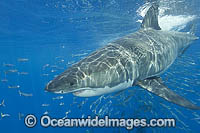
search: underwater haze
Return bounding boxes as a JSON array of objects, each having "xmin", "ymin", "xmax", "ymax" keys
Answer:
[{"xmin": 0, "ymin": 0, "xmax": 200, "ymax": 133}]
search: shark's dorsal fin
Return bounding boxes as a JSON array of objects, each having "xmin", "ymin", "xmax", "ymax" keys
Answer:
[
  {"xmin": 141, "ymin": 3, "xmax": 161, "ymax": 30},
  {"xmin": 137, "ymin": 77, "xmax": 200, "ymax": 110}
]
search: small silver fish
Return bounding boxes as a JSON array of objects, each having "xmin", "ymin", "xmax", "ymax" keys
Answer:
[
  {"xmin": 43, "ymin": 64, "xmax": 50, "ymax": 70},
  {"xmin": 55, "ymin": 56, "xmax": 63, "ymax": 59},
  {"xmin": 63, "ymin": 110, "xmax": 71, "ymax": 119},
  {"xmin": 43, "ymin": 111, "xmax": 49, "ymax": 115},
  {"xmin": 50, "ymin": 65, "xmax": 64, "ymax": 70},
  {"xmin": 41, "ymin": 104, "xmax": 50, "ymax": 107},
  {"xmin": 1, "ymin": 79, "xmax": 8, "ymax": 82},
  {"xmin": 61, "ymin": 45, "xmax": 65, "ymax": 49},
  {"xmin": 0, "ymin": 99, "xmax": 5, "ymax": 107},
  {"xmin": 18, "ymin": 90, "xmax": 33, "ymax": 97},
  {"xmin": 5, "ymin": 69, "xmax": 18, "ymax": 74},
  {"xmin": 81, "ymin": 114, "xmax": 85, "ymax": 118},
  {"xmin": 1, "ymin": 112, "xmax": 10, "ymax": 119},
  {"xmin": 51, "ymin": 69, "xmax": 57, "ymax": 73},
  {"xmin": 3, "ymin": 63, "xmax": 15, "ymax": 67},
  {"xmin": 52, "ymin": 96, "xmax": 63, "ymax": 100},
  {"xmin": 59, "ymin": 59, "xmax": 64, "ymax": 63},
  {"xmin": 50, "ymin": 65, "xmax": 58, "ymax": 68},
  {"xmin": 8, "ymin": 85, "xmax": 20, "ymax": 89},
  {"xmin": 18, "ymin": 58, "xmax": 29, "ymax": 62},
  {"xmin": 42, "ymin": 74, "xmax": 49, "ymax": 76},
  {"xmin": 18, "ymin": 72, "xmax": 29, "ymax": 75},
  {"xmin": 72, "ymin": 53, "xmax": 88, "ymax": 57},
  {"xmin": 59, "ymin": 102, "xmax": 64, "ymax": 106},
  {"xmin": 57, "ymin": 67, "xmax": 64, "ymax": 70},
  {"xmin": 67, "ymin": 61, "xmax": 75, "ymax": 65},
  {"xmin": 124, "ymin": 94, "xmax": 134, "ymax": 103}
]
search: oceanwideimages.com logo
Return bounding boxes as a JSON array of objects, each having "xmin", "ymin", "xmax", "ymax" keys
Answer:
[{"xmin": 24, "ymin": 114, "xmax": 176, "ymax": 129}]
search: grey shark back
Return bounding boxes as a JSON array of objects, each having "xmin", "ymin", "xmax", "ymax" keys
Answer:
[{"xmin": 45, "ymin": 3, "xmax": 200, "ymax": 110}]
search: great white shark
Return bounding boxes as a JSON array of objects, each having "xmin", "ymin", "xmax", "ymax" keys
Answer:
[{"xmin": 45, "ymin": 3, "xmax": 200, "ymax": 110}]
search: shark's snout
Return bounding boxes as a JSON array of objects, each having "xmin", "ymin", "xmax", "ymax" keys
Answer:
[
  {"xmin": 45, "ymin": 80, "xmax": 60, "ymax": 93},
  {"xmin": 44, "ymin": 75, "xmax": 79, "ymax": 94}
]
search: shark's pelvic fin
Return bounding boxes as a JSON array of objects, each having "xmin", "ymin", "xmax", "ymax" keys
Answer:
[
  {"xmin": 137, "ymin": 77, "xmax": 200, "ymax": 110},
  {"xmin": 141, "ymin": 3, "xmax": 161, "ymax": 30}
]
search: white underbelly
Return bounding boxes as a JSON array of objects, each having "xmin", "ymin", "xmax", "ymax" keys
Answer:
[{"xmin": 73, "ymin": 79, "xmax": 133, "ymax": 97}]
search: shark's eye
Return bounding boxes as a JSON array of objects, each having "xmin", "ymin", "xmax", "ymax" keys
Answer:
[{"xmin": 70, "ymin": 82, "xmax": 74, "ymax": 86}]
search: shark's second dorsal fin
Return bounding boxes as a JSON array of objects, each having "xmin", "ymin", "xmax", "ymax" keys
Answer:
[{"xmin": 141, "ymin": 3, "xmax": 161, "ymax": 30}]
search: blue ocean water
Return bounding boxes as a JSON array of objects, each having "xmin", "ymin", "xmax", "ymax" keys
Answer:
[{"xmin": 0, "ymin": 0, "xmax": 200, "ymax": 132}]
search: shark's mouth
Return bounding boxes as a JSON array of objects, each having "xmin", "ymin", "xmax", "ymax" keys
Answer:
[
  {"xmin": 50, "ymin": 79, "xmax": 133, "ymax": 97},
  {"xmin": 72, "ymin": 88, "xmax": 96, "ymax": 97},
  {"xmin": 53, "ymin": 88, "xmax": 92, "ymax": 95},
  {"xmin": 52, "ymin": 87, "xmax": 98, "ymax": 97},
  {"xmin": 72, "ymin": 87, "xmax": 94, "ymax": 96},
  {"xmin": 73, "ymin": 89, "xmax": 87, "ymax": 95}
]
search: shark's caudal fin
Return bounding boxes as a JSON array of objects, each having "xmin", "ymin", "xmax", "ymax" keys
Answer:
[
  {"xmin": 137, "ymin": 77, "xmax": 200, "ymax": 110},
  {"xmin": 141, "ymin": 3, "xmax": 161, "ymax": 30}
]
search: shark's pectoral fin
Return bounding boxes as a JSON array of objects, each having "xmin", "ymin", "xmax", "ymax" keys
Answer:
[
  {"xmin": 141, "ymin": 3, "xmax": 161, "ymax": 30},
  {"xmin": 137, "ymin": 77, "xmax": 200, "ymax": 110}
]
